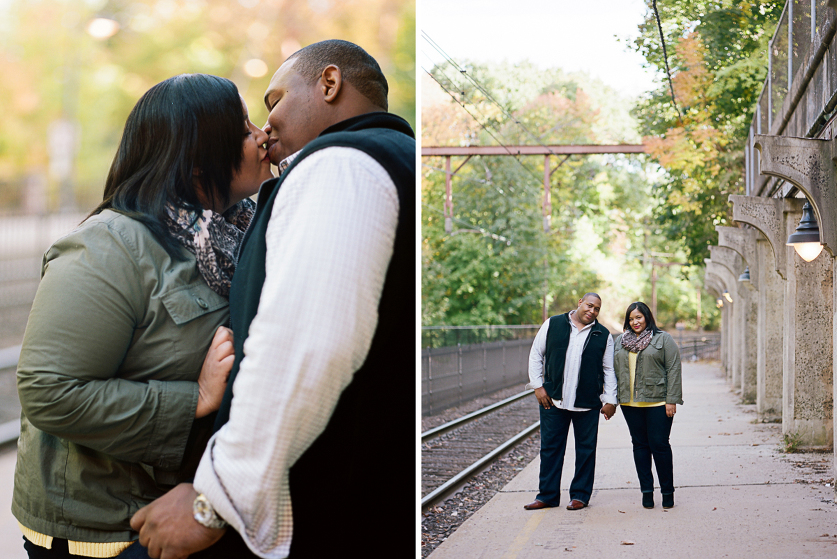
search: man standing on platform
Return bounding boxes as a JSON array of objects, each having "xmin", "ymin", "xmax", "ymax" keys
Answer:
[{"xmin": 523, "ymin": 292, "xmax": 617, "ymax": 511}]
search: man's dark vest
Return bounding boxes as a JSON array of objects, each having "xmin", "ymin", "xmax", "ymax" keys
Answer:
[
  {"xmin": 214, "ymin": 112, "xmax": 414, "ymax": 557},
  {"xmin": 542, "ymin": 313, "xmax": 609, "ymax": 410}
]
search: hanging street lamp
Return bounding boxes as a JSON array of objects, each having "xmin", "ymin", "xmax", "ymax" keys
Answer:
[{"xmin": 786, "ymin": 201, "xmax": 824, "ymax": 262}]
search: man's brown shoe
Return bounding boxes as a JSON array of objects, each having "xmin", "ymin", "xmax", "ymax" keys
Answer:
[
  {"xmin": 566, "ymin": 499, "xmax": 587, "ymax": 510},
  {"xmin": 523, "ymin": 500, "xmax": 551, "ymax": 510}
]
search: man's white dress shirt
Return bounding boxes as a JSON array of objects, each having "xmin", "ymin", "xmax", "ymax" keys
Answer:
[
  {"xmin": 193, "ymin": 146, "xmax": 399, "ymax": 558},
  {"xmin": 526, "ymin": 311, "xmax": 617, "ymax": 410}
]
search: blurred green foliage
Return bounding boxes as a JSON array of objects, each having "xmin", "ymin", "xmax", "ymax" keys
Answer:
[
  {"xmin": 422, "ymin": 61, "xmax": 719, "ymax": 331},
  {"xmin": 0, "ymin": 0, "xmax": 415, "ymax": 212}
]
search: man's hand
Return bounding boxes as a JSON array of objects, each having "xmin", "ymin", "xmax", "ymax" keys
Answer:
[
  {"xmin": 600, "ymin": 403, "xmax": 616, "ymax": 420},
  {"xmin": 534, "ymin": 387, "xmax": 552, "ymax": 409},
  {"xmin": 666, "ymin": 403, "xmax": 676, "ymax": 418},
  {"xmin": 131, "ymin": 483, "xmax": 226, "ymax": 559}
]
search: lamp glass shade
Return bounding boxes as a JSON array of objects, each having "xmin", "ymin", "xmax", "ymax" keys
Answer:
[
  {"xmin": 723, "ymin": 290, "xmax": 733, "ymax": 303},
  {"xmin": 738, "ymin": 267, "xmax": 750, "ymax": 282},
  {"xmin": 787, "ymin": 201, "xmax": 822, "ymax": 262},
  {"xmin": 793, "ymin": 242, "xmax": 823, "ymax": 262}
]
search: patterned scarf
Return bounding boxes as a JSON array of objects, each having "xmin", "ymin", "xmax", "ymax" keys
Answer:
[
  {"xmin": 163, "ymin": 198, "xmax": 256, "ymax": 297},
  {"xmin": 621, "ymin": 327, "xmax": 653, "ymax": 353}
]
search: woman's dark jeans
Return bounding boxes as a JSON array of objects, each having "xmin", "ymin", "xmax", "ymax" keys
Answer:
[{"xmin": 620, "ymin": 404, "xmax": 674, "ymax": 494}]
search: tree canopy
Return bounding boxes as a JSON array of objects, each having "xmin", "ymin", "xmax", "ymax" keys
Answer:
[
  {"xmin": 632, "ymin": 0, "xmax": 783, "ymax": 265},
  {"xmin": 0, "ymin": 0, "xmax": 415, "ymax": 212}
]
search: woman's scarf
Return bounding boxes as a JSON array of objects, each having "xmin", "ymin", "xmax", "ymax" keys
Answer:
[
  {"xmin": 163, "ymin": 198, "xmax": 256, "ymax": 297},
  {"xmin": 621, "ymin": 327, "xmax": 653, "ymax": 353}
]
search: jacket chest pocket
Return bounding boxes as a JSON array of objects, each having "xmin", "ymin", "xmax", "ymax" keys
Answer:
[
  {"xmin": 158, "ymin": 283, "xmax": 230, "ymax": 381},
  {"xmin": 639, "ymin": 339, "xmax": 666, "ymax": 397}
]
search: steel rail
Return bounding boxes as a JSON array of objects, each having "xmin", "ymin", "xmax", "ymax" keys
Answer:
[
  {"xmin": 421, "ymin": 390, "xmax": 533, "ymax": 442},
  {"xmin": 421, "ymin": 421, "xmax": 540, "ymax": 511}
]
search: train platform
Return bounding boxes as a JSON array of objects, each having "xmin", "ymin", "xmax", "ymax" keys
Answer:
[{"xmin": 428, "ymin": 362, "xmax": 837, "ymax": 558}]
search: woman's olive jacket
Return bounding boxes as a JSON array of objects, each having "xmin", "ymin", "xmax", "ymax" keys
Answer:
[
  {"xmin": 13, "ymin": 210, "xmax": 229, "ymax": 543},
  {"xmin": 613, "ymin": 330, "xmax": 683, "ymax": 405}
]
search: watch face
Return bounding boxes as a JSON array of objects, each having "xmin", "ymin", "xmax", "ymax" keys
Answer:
[
  {"xmin": 193, "ymin": 494, "xmax": 227, "ymax": 529},
  {"xmin": 195, "ymin": 500, "xmax": 212, "ymax": 522}
]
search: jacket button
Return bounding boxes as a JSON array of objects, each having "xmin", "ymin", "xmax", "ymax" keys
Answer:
[{"xmin": 196, "ymin": 297, "xmax": 209, "ymax": 309}]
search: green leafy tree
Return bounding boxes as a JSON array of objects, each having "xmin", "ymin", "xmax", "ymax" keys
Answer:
[{"xmin": 631, "ymin": 0, "xmax": 783, "ymax": 266}]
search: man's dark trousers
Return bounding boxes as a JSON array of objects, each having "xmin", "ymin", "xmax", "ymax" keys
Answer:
[{"xmin": 535, "ymin": 406, "xmax": 599, "ymax": 506}]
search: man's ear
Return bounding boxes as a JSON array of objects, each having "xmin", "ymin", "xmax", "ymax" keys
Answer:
[{"xmin": 320, "ymin": 64, "xmax": 343, "ymax": 103}]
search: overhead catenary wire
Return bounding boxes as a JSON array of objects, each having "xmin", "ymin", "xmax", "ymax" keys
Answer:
[
  {"xmin": 422, "ymin": 68, "xmax": 551, "ymax": 194},
  {"xmin": 422, "ymin": 204, "xmax": 512, "ymax": 245},
  {"xmin": 423, "ymin": 31, "xmax": 581, "ymax": 161},
  {"xmin": 651, "ymin": 0, "xmax": 683, "ymax": 123}
]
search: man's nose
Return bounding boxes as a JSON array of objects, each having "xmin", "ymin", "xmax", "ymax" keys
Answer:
[{"xmin": 263, "ymin": 122, "xmax": 272, "ymax": 134}]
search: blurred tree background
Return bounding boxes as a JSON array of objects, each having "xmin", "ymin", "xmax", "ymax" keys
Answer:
[
  {"xmin": 422, "ymin": 61, "xmax": 720, "ymax": 332},
  {"xmin": 0, "ymin": 0, "xmax": 415, "ymax": 213},
  {"xmin": 632, "ymin": 0, "xmax": 782, "ymax": 266}
]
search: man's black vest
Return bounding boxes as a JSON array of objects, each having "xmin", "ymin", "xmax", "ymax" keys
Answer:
[
  {"xmin": 542, "ymin": 313, "xmax": 610, "ymax": 410},
  {"xmin": 215, "ymin": 112, "xmax": 415, "ymax": 557}
]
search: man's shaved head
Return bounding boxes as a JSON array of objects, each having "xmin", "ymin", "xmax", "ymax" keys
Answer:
[{"xmin": 287, "ymin": 39, "xmax": 388, "ymax": 110}]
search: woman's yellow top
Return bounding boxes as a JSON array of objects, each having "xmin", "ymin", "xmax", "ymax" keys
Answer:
[
  {"xmin": 622, "ymin": 352, "xmax": 666, "ymax": 408},
  {"xmin": 19, "ymin": 523, "xmax": 132, "ymax": 557}
]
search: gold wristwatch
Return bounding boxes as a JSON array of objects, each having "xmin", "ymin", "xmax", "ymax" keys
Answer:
[{"xmin": 193, "ymin": 493, "xmax": 229, "ymax": 529}]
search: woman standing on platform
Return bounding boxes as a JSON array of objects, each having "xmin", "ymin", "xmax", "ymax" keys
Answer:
[{"xmin": 613, "ymin": 301, "xmax": 683, "ymax": 510}]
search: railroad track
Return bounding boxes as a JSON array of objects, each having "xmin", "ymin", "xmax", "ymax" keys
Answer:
[{"xmin": 421, "ymin": 390, "xmax": 540, "ymax": 510}]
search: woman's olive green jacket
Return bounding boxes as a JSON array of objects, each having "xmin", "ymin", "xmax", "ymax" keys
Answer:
[
  {"xmin": 613, "ymin": 330, "xmax": 683, "ymax": 405},
  {"xmin": 13, "ymin": 210, "xmax": 229, "ymax": 543}
]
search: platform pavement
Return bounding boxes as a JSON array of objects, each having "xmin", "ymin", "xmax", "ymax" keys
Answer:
[{"xmin": 429, "ymin": 362, "xmax": 837, "ymax": 558}]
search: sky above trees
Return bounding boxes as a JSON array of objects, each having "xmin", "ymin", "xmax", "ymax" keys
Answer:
[{"xmin": 421, "ymin": 0, "xmax": 658, "ymax": 98}]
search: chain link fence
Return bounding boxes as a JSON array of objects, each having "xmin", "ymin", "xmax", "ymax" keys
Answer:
[
  {"xmin": 421, "ymin": 326, "xmax": 721, "ymax": 416},
  {"xmin": 421, "ymin": 326, "xmax": 539, "ymax": 416}
]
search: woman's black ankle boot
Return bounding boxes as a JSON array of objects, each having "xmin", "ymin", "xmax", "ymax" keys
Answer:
[
  {"xmin": 662, "ymin": 493, "xmax": 674, "ymax": 509},
  {"xmin": 642, "ymin": 492, "xmax": 654, "ymax": 509}
]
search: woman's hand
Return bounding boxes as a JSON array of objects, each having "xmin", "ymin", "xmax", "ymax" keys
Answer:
[
  {"xmin": 195, "ymin": 327, "xmax": 234, "ymax": 418},
  {"xmin": 666, "ymin": 403, "xmax": 676, "ymax": 418}
]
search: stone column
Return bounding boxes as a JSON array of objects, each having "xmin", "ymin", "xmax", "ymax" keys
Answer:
[
  {"xmin": 709, "ymin": 247, "xmax": 747, "ymax": 391},
  {"xmin": 717, "ymin": 227, "xmax": 760, "ymax": 404},
  {"xmin": 706, "ymin": 261, "xmax": 740, "ymax": 385},
  {"xmin": 704, "ymin": 275, "xmax": 727, "ymax": 369},
  {"xmin": 751, "ymin": 135, "xmax": 836, "ymax": 446},
  {"xmin": 756, "ymin": 236, "xmax": 785, "ymax": 421},
  {"xmin": 730, "ymin": 195, "xmax": 803, "ymax": 426},
  {"xmin": 783, "ymin": 221, "xmax": 833, "ymax": 446}
]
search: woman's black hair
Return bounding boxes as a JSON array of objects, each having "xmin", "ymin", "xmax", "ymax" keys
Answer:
[
  {"xmin": 623, "ymin": 301, "xmax": 660, "ymax": 333},
  {"xmin": 91, "ymin": 73, "xmax": 245, "ymax": 256}
]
